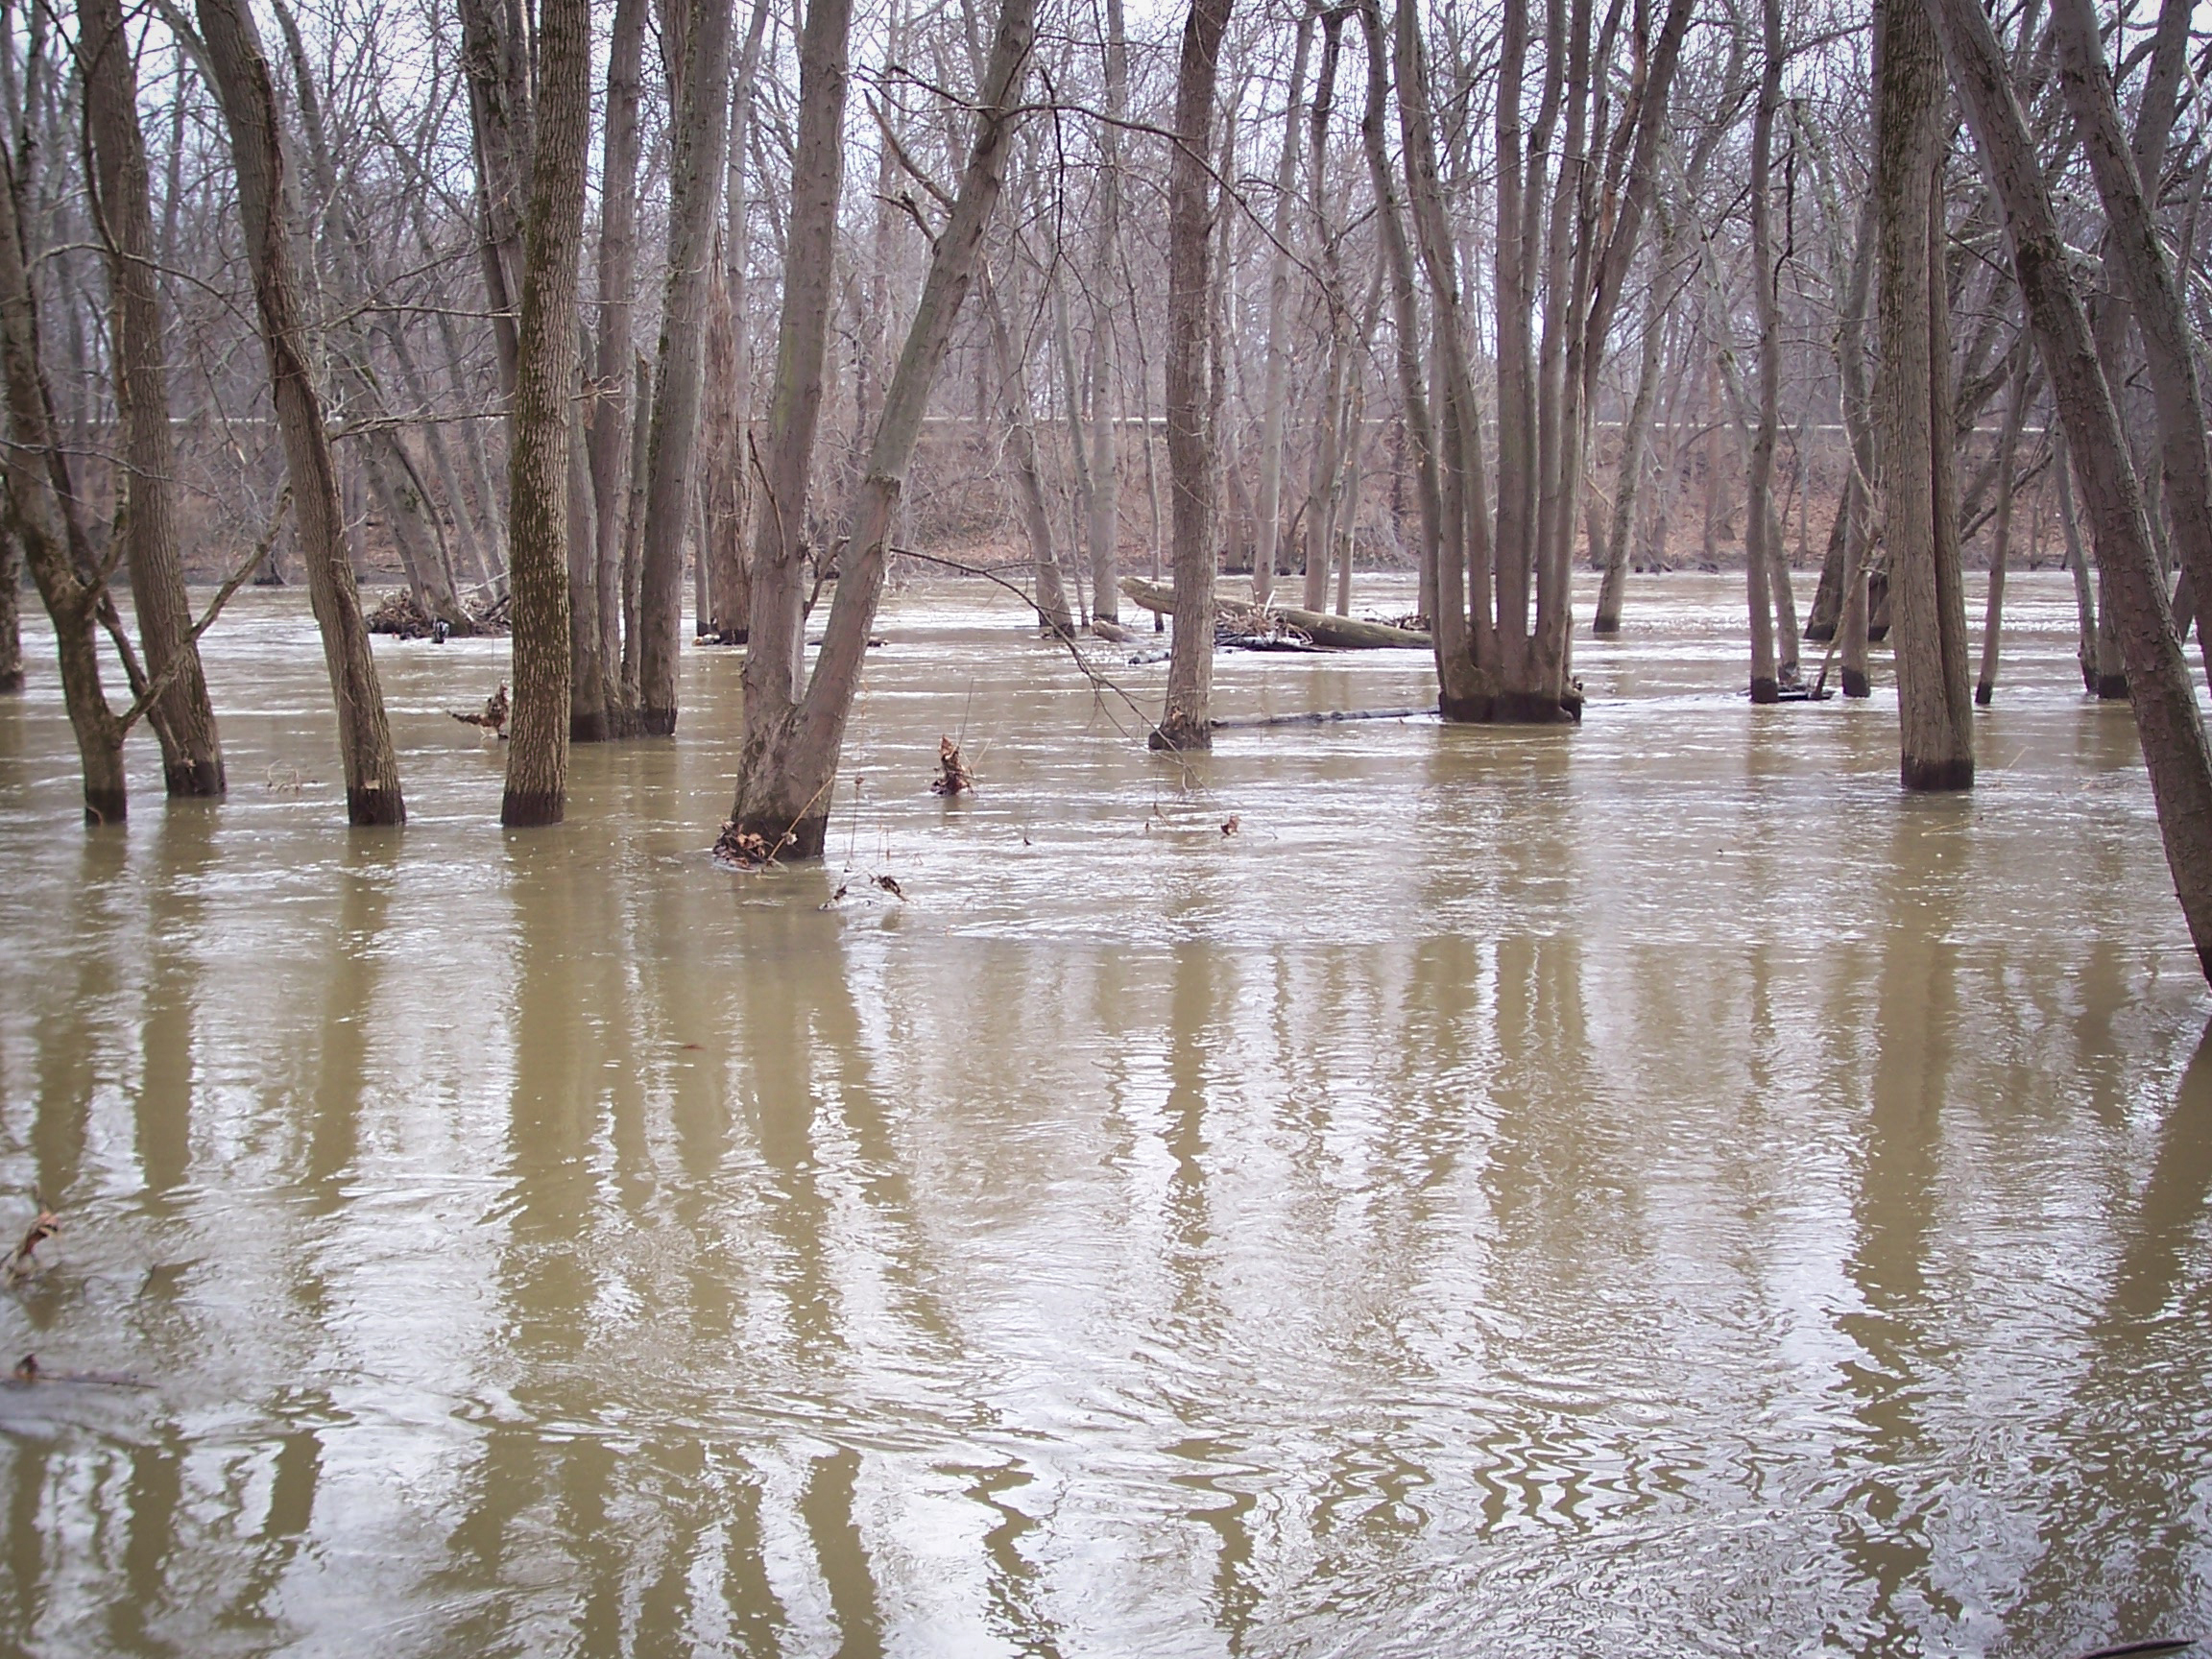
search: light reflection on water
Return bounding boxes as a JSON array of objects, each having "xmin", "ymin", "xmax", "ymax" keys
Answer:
[{"xmin": 0, "ymin": 572, "xmax": 2205, "ymax": 1656}]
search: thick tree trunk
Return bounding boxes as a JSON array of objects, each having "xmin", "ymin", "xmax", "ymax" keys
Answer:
[
  {"xmin": 1153, "ymin": 0, "xmax": 1235, "ymax": 752},
  {"xmin": 727, "ymin": 0, "xmax": 1036, "ymax": 853},
  {"xmin": 1876, "ymin": 0, "xmax": 1972, "ymax": 790},
  {"xmin": 81, "ymin": 0, "xmax": 222, "ymax": 796},
  {"xmin": 198, "ymin": 0, "xmax": 401, "ymax": 825},
  {"xmin": 500, "ymin": 0, "xmax": 590, "ymax": 827},
  {"xmin": 1928, "ymin": 0, "xmax": 2212, "ymax": 977},
  {"xmin": 638, "ymin": 0, "xmax": 740, "ymax": 734},
  {"xmin": 701, "ymin": 1, "xmax": 768, "ymax": 647}
]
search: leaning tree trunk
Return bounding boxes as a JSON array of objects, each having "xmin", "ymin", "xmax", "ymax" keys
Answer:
[
  {"xmin": 637, "ymin": 0, "xmax": 740, "ymax": 734},
  {"xmin": 1088, "ymin": 0, "xmax": 1128, "ymax": 625},
  {"xmin": 0, "ymin": 147, "xmax": 125, "ymax": 821},
  {"xmin": 81, "ymin": 0, "xmax": 222, "ymax": 795},
  {"xmin": 982, "ymin": 262, "xmax": 1075, "ymax": 636},
  {"xmin": 1876, "ymin": 0, "xmax": 1972, "ymax": 791},
  {"xmin": 725, "ymin": 0, "xmax": 1039, "ymax": 854},
  {"xmin": 198, "ymin": 0, "xmax": 401, "ymax": 825},
  {"xmin": 1152, "ymin": 0, "xmax": 1236, "ymax": 752},
  {"xmin": 1927, "ymin": 0, "xmax": 2212, "ymax": 977},
  {"xmin": 1593, "ymin": 262, "xmax": 1666, "ymax": 635},
  {"xmin": 499, "ymin": 0, "xmax": 590, "ymax": 827},
  {"xmin": 2050, "ymin": 0, "xmax": 2212, "ymax": 688}
]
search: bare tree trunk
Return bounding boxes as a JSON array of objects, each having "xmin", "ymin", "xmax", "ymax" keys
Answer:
[
  {"xmin": 983, "ymin": 262, "xmax": 1074, "ymax": 634},
  {"xmin": 2050, "ymin": 0, "xmax": 2212, "ymax": 685},
  {"xmin": 457, "ymin": 0, "xmax": 532, "ymax": 396},
  {"xmin": 1249, "ymin": 6, "xmax": 1314, "ymax": 611},
  {"xmin": 0, "ymin": 147, "xmax": 123, "ymax": 819},
  {"xmin": 1743, "ymin": 0, "xmax": 1783, "ymax": 703},
  {"xmin": 701, "ymin": 0, "xmax": 769, "ymax": 646},
  {"xmin": 2056, "ymin": 435, "xmax": 2099, "ymax": 690},
  {"xmin": 1975, "ymin": 343, "xmax": 2032, "ymax": 704},
  {"xmin": 1877, "ymin": 0, "xmax": 1971, "ymax": 790},
  {"xmin": 198, "ymin": 0, "xmax": 401, "ymax": 825},
  {"xmin": 741, "ymin": 0, "xmax": 853, "ymax": 741},
  {"xmin": 1593, "ymin": 263, "xmax": 1665, "ymax": 634},
  {"xmin": 727, "ymin": 0, "xmax": 1038, "ymax": 852},
  {"xmin": 582, "ymin": 0, "xmax": 649, "ymax": 736},
  {"xmin": 638, "ymin": 0, "xmax": 739, "ymax": 733},
  {"xmin": 0, "ymin": 528, "xmax": 19, "ymax": 691},
  {"xmin": 1088, "ymin": 0, "xmax": 1128, "ymax": 624},
  {"xmin": 500, "ymin": 0, "xmax": 590, "ymax": 827},
  {"xmin": 1930, "ymin": 0, "xmax": 2212, "ymax": 976},
  {"xmin": 80, "ymin": 0, "xmax": 222, "ymax": 795},
  {"xmin": 1152, "ymin": 0, "xmax": 1235, "ymax": 752}
]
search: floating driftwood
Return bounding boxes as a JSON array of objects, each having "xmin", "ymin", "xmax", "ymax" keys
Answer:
[
  {"xmin": 1209, "ymin": 706, "xmax": 1432, "ymax": 731},
  {"xmin": 1118, "ymin": 576, "xmax": 1433, "ymax": 651}
]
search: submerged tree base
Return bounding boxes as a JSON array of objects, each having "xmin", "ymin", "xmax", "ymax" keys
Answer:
[
  {"xmin": 1750, "ymin": 677, "xmax": 1782, "ymax": 705},
  {"xmin": 2096, "ymin": 674, "xmax": 2129, "ymax": 701},
  {"xmin": 1149, "ymin": 710, "xmax": 1213, "ymax": 751},
  {"xmin": 640, "ymin": 707, "xmax": 679, "ymax": 736},
  {"xmin": 162, "ymin": 758, "xmax": 226, "ymax": 797},
  {"xmin": 1901, "ymin": 756, "xmax": 1974, "ymax": 791},
  {"xmin": 83, "ymin": 785, "xmax": 125, "ymax": 827},
  {"xmin": 1842, "ymin": 668, "xmax": 1871, "ymax": 699},
  {"xmin": 713, "ymin": 812, "xmax": 830, "ymax": 867},
  {"xmin": 1438, "ymin": 687, "xmax": 1583, "ymax": 725},
  {"xmin": 346, "ymin": 786, "xmax": 405, "ymax": 827},
  {"xmin": 501, "ymin": 791, "xmax": 565, "ymax": 829}
]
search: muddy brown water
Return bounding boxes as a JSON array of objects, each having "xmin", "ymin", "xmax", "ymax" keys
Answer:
[{"xmin": 0, "ymin": 572, "xmax": 2206, "ymax": 1656}]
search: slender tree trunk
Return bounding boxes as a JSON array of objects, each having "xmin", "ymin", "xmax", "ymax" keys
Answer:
[
  {"xmin": 1153, "ymin": 0, "xmax": 1236, "ymax": 752},
  {"xmin": 1594, "ymin": 265, "xmax": 1665, "ymax": 634},
  {"xmin": 1743, "ymin": 0, "xmax": 1784, "ymax": 703},
  {"xmin": 701, "ymin": 0, "xmax": 768, "ymax": 646},
  {"xmin": 198, "ymin": 0, "xmax": 401, "ymax": 825},
  {"xmin": 741, "ymin": 0, "xmax": 854, "ymax": 743},
  {"xmin": 1929, "ymin": 0, "xmax": 2212, "ymax": 976},
  {"xmin": 457, "ymin": 0, "xmax": 532, "ymax": 397},
  {"xmin": 500, "ymin": 0, "xmax": 590, "ymax": 827},
  {"xmin": 1975, "ymin": 343, "xmax": 2032, "ymax": 704},
  {"xmin": 983, "ymin": 263, "xmax": 1075, "ymax": 634},
  {"xmin": 2056, "ymin": 434, "xmax": 2099, "ymax": 690},
  {"xmin": 727, "ymin": 0, "xmax": 1038, "ymax": 851},
  {"xmin": 1876, "ymin": 0, "xmax": 1972, "ymax": 790},
  {"xmin": 0, "ymin": 148, "xmax": 123, "ymax": 819},
  {"xmin": 1088, "ymin": 0, "xmax": 1127, "ymax": 624},
  {"xmin": 0, "ymin": 528, "xmax": 19, "ymax": 691},
  {"xmin": 80, "ymin": 0, "xmax": 222, "ymax": 795},
  {"xmin": 638, "ymin": 0, "xmax": 740, "ymax": 733},
  {"xmin": 1250, "ymin": 7, "xmax": 1314, "ymax": 611}
]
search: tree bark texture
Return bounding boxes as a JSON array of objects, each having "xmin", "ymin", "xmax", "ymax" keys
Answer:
[
  {"xmin": 638, "ymin": 0, "xmax": 740, "ymax": 733},
  {"xmin": 198, "ymin": 0, "xmax": 402, "ymax": 825},
  {"xmin": 1876, "ymin": 0, "xmax": 1972, "ymax": 790},
  {"xmin": 81, "ymin": 0, "xmax": 222, "ymax": 795},
  {"xmin": 1928, "ymin": 0, "xmax": 2212, "ymax": 977},
  {"xmin": 500, "ymin": 0, "xmax": 591, "ymax": 827},
  {"xmin": 1152, "ymin": 0, "xmax": 1235, "ymax": 752}
]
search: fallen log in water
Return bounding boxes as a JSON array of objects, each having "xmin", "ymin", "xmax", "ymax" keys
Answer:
[
  {"xmin": 1118, "ymin": 576, "xmax": 1433, "ymax": 650},
  {"xmin": 1209, "ymin": 707, "xmax": 1432, "ymax": 730}
]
